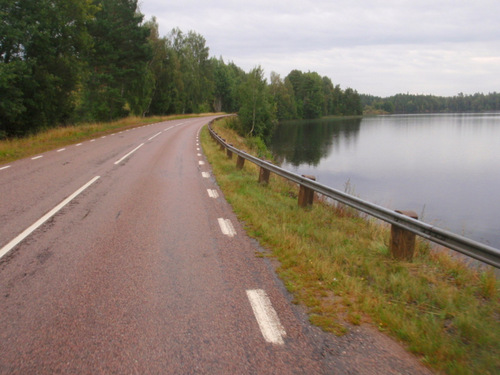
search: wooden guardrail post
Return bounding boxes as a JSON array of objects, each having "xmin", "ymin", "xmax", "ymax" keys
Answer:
[
  {"xmin": 236, "ymin": 155, "xmax": 245, "ymax": 169},
  {"xmin": 390, "ymin": 210, "xmax": 419, "ymax": 261},
  {"xmin": 298, "ymin": 175, "xmax": 316, "ymax": 208},
  {"xmin": 258, "ymin": 166, "xmax": 270, "ymax": 185}
]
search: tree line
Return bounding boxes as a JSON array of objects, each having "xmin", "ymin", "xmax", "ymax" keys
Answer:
[
  {"xmin": 361, "ymin": 92, "xmax": 500, "ymax": 114},
  {"xmin": 0, "ymin": 0, "xmax": 362, "ymax": 139}
]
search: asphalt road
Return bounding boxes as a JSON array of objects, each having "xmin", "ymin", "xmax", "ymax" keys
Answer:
[{"xmin": 0, "ymin": 117, "xmax": 432, "ymax": 374}]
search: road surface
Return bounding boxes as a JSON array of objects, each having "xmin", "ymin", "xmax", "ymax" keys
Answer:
[{"xmin": 0, "ymin": 117, "xmax": 432, "ymax": 374}]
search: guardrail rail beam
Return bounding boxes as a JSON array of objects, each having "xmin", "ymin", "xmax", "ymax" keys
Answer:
[{"xmin": 207, "ymin": 119, "xmax": 500, "ymax": 269}]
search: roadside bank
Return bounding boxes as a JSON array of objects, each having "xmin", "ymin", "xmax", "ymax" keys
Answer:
[{"xmin": 201, "ymin": 117, "xmax": 499, "ymax": 375}]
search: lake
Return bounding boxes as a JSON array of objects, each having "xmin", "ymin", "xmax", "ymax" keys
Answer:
[{"xmin": 269, "ymin": 113, "xmax": 500, "ymax": 250}]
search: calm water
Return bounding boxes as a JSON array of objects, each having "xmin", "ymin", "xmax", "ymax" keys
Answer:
[{"xmin": 269, "ymin": 113, "xmax": 500, "ymax": 249}]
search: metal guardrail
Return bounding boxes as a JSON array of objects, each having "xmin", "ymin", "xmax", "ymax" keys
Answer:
[{"xmin": 207, "ymin": 119, "xmax": 500, "ymax": 269}]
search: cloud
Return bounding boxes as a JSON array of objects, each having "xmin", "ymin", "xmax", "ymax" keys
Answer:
[{"xmin": 139, "ymin": 0, "xmax": 500, "ymax": 96}]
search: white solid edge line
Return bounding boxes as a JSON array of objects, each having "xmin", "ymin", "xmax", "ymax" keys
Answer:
[
  {"xmin": 246, "ymin": 289, "xmax": 286, "ymax": 345},
  {"xmin": 0, "ymin": 165, "xmax": 11, "ymax": 170},
  {"xmin": 148, "ymin": 132, "xmax": 162, "ymax": 141},
  {"xmin": 114, "ymin": 143, "xmax": 144, "ymax": 165},
  {"xmin": 0, "ymin": 176, "xmax": 101, "ymax": 260}
]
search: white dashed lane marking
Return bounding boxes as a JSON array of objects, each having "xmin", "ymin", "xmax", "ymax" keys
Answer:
[
  {"xmin": 218, "ymin": 218, "xmax": 236, "ymax": 237},
  {"xmin": 148, "ymin": 132, "xmax": 162, "ymax": 141},
  {"xmin": 201, "ymin": 172, "xmax": 210, "ymax": 178},
  {"xmin": 199, "ymin": 161, "xmax": 205, "ymax": 165},
  {"xmin": 114, "ymin": 143, "xmax": 144, "ymax": 165},
  {"xmin": 207, "ymin": 189, "xmax": 219, "ymax": 199},
  {"xmin": 5, "ymin": 120, "xmax": 186, "ymax": 171},
  {"xmin": 246, "ymin": 289, "xmax": 286, "ymax": 345}
]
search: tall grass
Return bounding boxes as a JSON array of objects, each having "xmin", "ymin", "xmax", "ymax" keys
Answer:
[{"xmin": 201, "ymin": 118, "xmax": 499, "ymax": 375}]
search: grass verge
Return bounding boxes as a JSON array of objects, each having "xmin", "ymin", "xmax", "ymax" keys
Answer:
[
  {"xmin": 201, "ymin": 118, "xmax": 499, "ymax": 375},
  {"xmin": 0, "ymin": 113, "xmax": 221, "ymax": 164}
]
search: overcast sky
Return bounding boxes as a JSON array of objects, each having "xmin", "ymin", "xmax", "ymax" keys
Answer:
[{"xmin": 139, "ymin": 0, "xmax": 500, "ymax": 97}]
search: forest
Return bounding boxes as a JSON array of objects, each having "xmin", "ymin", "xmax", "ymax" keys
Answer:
[
  {"xmin": 0, "ymin": 0, "xmax": 362, "ymax": 140},
  {"xmin": 361, "ymin": 92, "xmax": 500, "ymax": 114}
]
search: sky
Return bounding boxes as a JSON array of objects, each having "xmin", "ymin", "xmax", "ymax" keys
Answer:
[{"xmin": 138, "ymin": 0, "xmax": 500, "ymax": 97}]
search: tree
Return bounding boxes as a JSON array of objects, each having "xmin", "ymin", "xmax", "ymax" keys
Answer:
[
  {"xmin": 211, "ymin": 57, "xmax": 232, "ymax": 112},
  {"xmin": 285, "ymin": 70, "xmax": 325, "ymax": 119},
  {"xmin": 321, "ymin": 76, "xmax": 335, "ymax": 116},
  {"xmin": 301, "ymin": 71, "xmax": 324, "ymax": 119},
  {"xmin": 166, "ymin": 28, "xmax": 213, "ymax": 113},
  {"xmin": 0, "ymin": 0, "xmax": 96, "ymax": 136},
  {"xmin": 142, "ymin": 17, "xmax": 179, "ymax": 115},
  {"xmin": 238, "ymin": 66, "xmax": 276, "ymax": 138},
  {"xmin": 224, "ymin": 62, "xmax": 246, "ymax": 112},
  {"xmin": 342, "ymin": 88, "xmax": 363, "ymax": 115},
  {"xmin": 182, "ymin": 31, "xmax": 213, "ymax": 112},
  {"xmin": 286, "ymin": 69, "xmax": 305, "ymax": 118},
  {"xmin": 269, "ymin": 71, "xmax": 296, "ymax": 120},
  {"xmin": 80, "ymin": 0, "xmax": 151, "ymax": 121}
]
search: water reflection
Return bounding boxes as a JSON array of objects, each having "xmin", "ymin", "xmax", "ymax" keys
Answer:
[
  {"xmin": 270, "ymin": 118, "xmax": 362, "ymax": 167},
  {"xmin": 269, "ymin": 114, "xmax": 500, "ymax": 249}
]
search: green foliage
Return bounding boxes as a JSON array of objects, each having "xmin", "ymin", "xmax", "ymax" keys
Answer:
[
  {"xmin": 237, "ymin": 66, "xmax": 276, "ymax": 138},
  {"xmin": 79, "ymin": 0, "xmax": 151, "ymax": 121},
  {"xmin": 166, "ymin": 28, "xmax": 214, "ymax": 113},
  {"xmin": 0, "ymin": 0, "xmax": 97, "ymax": 136},
  {"xmin": 276, "ymin": 69, "xmax": 363, "ymax": 121},
  {"xmin": 244, "ymin": 136, "xmax": 273, "ymax": 159},
  {"xmin": 5, "ymin": 0, "xmax": 491, "ymax": 139},
  {"xmin": 143, "ymin": 18, "xmax": 180, "ymax": 115},
  {"xmin": 211, "ymin": 57, "xmax": 243, "ymax": 113},
  {"xmin": 361, "ymin": 92, "xmax": 500, "ymax": 114},
  {"xmin": 269, "ymin": 72, "xmax": 297, "ymax": 120}
]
